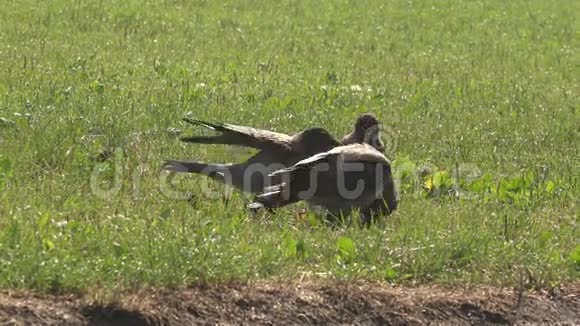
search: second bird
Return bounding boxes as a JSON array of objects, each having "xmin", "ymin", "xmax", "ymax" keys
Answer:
[{"xmin": 249, "ymin": 142, "xmax": 398, "ymax": 225}]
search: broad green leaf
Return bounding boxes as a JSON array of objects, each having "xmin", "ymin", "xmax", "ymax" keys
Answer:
[
  {"xmin": 469, "ymin": 173, "xmax": 493, "ymax": 193},
  {"xmin": 282, "ymin": 235, "xmax": 298, "ymax": 258},
  {"xmin": 545, "ymin": 180, "xmax": 556, "ymax": 193},
  {"xmin": 337, "ymin": 237, "xmax": 355, "ymax": 262},
  {"xmin": 384, "ymin": 266, "xmax": 397, "ymax": 281},
  {"xmin": 42, "ymin": 238, "xmax": 55, "ymax": 251},
  {"xmin": 306, "ymin": 212, "xmax": 319, "ymax": 227},
  {"xmin": 38, "ymin": 213, "xmax": 50, "ymax": 229},
  {"xmin": 569, "ymin": 245, "xmax": 580, "ymax": 267},
  {"xmin": 432, "ymin": 170, "xmax": 453, "ymax": 189}
]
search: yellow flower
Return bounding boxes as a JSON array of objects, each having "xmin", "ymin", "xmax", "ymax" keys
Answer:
[{"xmin": 423, "ymin": 177, "xmax": 433, "ymax": 192}]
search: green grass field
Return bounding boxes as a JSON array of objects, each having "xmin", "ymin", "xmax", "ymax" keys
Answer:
[{"xmin": 0, "ymin": 0, "xmax": 577, "ymax": 292}]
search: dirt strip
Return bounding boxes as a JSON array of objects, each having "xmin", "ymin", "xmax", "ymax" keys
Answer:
[{"xmin": 0, "ymin": 282, "xmax": 578, "ymax": 325}]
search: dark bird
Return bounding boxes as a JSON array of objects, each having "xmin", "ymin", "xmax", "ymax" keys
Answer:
[
  {"xmin": 163, "ymin": 114, "xmax": 385, "ymax": 195},
  {"xmin": 248, "ymin": 142, "xmax": 398, "ymax": 225}
]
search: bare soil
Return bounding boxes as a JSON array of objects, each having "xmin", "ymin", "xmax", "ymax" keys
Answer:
[{"xmin": 0, "ymin": 282, "xmax": 578, "ymax": 325}]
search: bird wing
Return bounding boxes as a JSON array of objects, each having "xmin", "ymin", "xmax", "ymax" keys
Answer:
[
  {"xmin": 268, "ymin": 150, "xmax": 337, "ymax": 178},
  {"xmin": 270, "ymin": 144, "xmax": 389, "ymax": 177},
  {"xmin": 330, "ymin": 143, "xmax": 390, "ymax": 165},
  {"xmin": 180, "ymin": 118, "xmax": 293, "ymax": 152}
]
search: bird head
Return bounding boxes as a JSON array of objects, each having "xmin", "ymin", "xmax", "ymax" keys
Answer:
[{"xmin": 344, "ymin": 113, "xmax": 385, "ymax": 152}]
